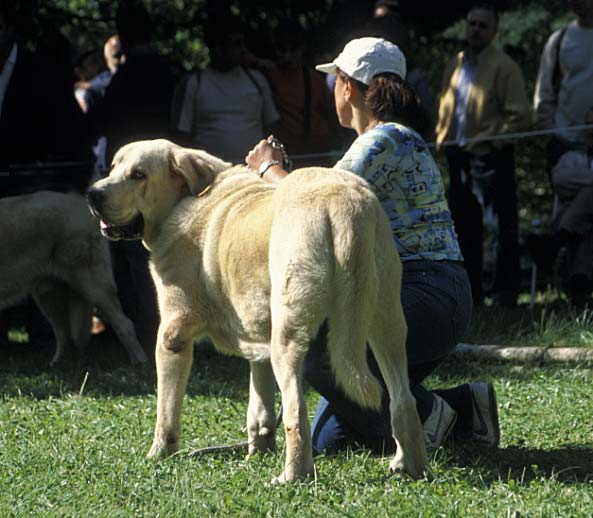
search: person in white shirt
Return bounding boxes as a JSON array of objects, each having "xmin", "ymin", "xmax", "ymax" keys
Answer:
[
  {"xmin": 174, "ymin": 14, "xmax": 279, "ymax": 162},
  {"xmin": 534, "ymin": 0, "xmax": 593, "ymax": 168}
]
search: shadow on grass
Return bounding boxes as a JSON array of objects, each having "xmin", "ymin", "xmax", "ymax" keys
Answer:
[
  {"xmin": 445, "ymin": 442, "xmax": 593, "ymax": 484},
  {"xmin": 0, "ymin": 334, "xmax": 250, "ymax": 400}
]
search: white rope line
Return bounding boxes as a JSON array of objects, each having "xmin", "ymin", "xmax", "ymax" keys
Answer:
[{"xmin": 285, "ymin": 123, "xmax": 593, "ymax": 162}]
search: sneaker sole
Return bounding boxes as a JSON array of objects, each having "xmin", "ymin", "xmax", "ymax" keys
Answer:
[
  {"xmin": 425, "ymin": 412, "xmax": 458, "ymax": 451},
  {"xmin": 474, "ymin": 383, "xmax": 500, "ymax": 447}
]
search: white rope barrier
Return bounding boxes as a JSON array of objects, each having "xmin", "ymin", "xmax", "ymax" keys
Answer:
[{"xmin": 284, "ymin": 123, "xmax": 593, "ymax": 162}]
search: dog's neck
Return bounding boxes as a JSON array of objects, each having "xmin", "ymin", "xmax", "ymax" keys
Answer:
[{"xmin": 141, "ymin": 166, "xmax": 264, "ymax": 254}]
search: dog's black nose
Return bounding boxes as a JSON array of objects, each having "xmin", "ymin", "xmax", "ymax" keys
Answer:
[{"xmin": 87, "ymin": 188, "xmax": 105, "ymax": 215}]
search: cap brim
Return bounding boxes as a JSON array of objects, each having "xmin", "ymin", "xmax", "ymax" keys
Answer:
[{"xmin": 315, "ymin": 62, "xmax": 337, "ymax": 75}]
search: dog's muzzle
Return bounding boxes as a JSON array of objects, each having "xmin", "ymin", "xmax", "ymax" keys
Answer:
[{"xmin": 87, "ymin": 188, "xmax": 145, "ymax": 241}]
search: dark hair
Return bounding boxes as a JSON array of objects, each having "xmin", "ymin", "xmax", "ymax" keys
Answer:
[
  {"xmin": 116, "ymin": 2, "xmax": 153, "ymax": 51},
  {"xmin": 204, "ymin": 14, "xmax": 243, "ymax": 50},
  {"xmin": 338, "ymin": 69, "xmax": 431, "ymax": 138}
]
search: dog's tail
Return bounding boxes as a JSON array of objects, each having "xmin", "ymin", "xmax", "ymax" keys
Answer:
[{"xmin": 325, "ymin": 193, "xmax": 384, "ymax": 411}]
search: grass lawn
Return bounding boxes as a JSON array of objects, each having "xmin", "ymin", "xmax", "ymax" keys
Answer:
[{"xmin": 1, "ymin": 330, "xmax": 592, "ymax": 517}]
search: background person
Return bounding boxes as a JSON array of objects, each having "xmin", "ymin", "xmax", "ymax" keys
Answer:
[
  {"xmin": 534, "ymin": 0, "xmax": 593, "ymax": 171},
  {"xmin": 75, "ymin": 35, "xmax": 124, "ymax": 180},
  {"xmin": 87, "ymin": 1, "xmax": 177, "ymax": 358},
  {"xmin": 435, "ymin": 4, "xmax": 531, "ymax": 307},
  {"xmin": 259, "ymin": 19, "xmax": 340, "ymax": 167},
  {"xmin": 246, "ymin": 37, "xmax": 499, "ymax": 453},
  {"xmin": 75, "ymin": 35, "xmax": 123, "ymax": 115},
  {"xmin": 173, "ymin": 13, "xmax": 279, "ymax": 163},
  {"xmin": 527, "ymin": 107, "xmax": 593, "ymax": 307}
]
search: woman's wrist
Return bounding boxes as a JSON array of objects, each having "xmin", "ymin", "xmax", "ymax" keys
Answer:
[
  {"xmin": 258, "ymin": 159, "xmax": 283, "ymax": 177},
  {"xmin": 260, "ymin": 163, "xmax": 288, "ymax": 183}
]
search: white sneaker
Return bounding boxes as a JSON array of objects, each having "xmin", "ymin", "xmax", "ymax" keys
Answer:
[
  {"xmin": 469, "ymin": 382, "xmax": 500, "ymax": 447},
  {"xmin": 423, "ymin": 394, "xmax": 457, "ymax": 451}
]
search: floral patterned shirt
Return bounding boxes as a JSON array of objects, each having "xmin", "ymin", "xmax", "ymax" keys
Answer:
[{"xmin": 335, "ymin": 122, "xmax": 463, "ymax": 262}]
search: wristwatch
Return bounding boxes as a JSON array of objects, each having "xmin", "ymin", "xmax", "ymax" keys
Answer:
[{"xmin": 258, "ymin": 159, "xmax": 282, "ymax": 177}]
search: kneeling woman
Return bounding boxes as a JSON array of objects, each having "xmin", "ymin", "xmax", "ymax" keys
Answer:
[{"xmin": 246, "ymin": 37, "xmax": 499, "ymax": 452}]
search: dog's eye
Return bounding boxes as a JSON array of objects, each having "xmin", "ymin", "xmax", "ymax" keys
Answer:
[{"xmin": 130, "ymin": 169, "xmax": 146, "ymax": 180}]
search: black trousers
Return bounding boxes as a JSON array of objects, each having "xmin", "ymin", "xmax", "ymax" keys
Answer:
[{"xmin": 445, "ymin": 145, "xmax": 520, "ymax": 305}]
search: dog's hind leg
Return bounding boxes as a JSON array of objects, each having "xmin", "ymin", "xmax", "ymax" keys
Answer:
[
  {"xmin": 32, "ymin": 279, "xmax": 75, "ymax": 367},
  {"xmin": 76, "ymin": 272, "xmax": 148, "ymax": 365},
  {"xmin": 93, "ymin": 288, "xmax": 148, "ymax": 365},
  {"xmin": 246, "ymin": 360, "xmax": 277, "ymax": 458},
  {"xmin": 269, "ymin": 326, "xmax": 314, "ymax": 484},
  {"xmin": 267, "ymin": 257, "xmax": 323, "ymax": 483},
  {"xmin": 368, "ymin": 282, "xmax": 429, "ymax": 479},
  {"xmin": 366, "ymin": 209, "xmax": 428, "ymax": 479}
]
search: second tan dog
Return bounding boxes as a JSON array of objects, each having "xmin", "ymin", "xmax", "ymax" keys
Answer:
[{"xmin": 87, "ymin": 139, "xmax": 428, "ymax": 483}]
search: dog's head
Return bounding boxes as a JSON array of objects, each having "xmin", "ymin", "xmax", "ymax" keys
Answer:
[{"xmin": 87, "ymin": 139, "xmax": 231, "ymax": 242}]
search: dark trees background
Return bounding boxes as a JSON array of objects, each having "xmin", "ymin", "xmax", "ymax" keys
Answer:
[{"xmin": 12, "ymin": 0, "xmax": 574, "ymax": 233}]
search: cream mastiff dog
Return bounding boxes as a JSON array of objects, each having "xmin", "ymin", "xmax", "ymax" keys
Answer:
[
  {"xmin": 0, "ymin": 191, "xmax": 148, "ymax": 367},
  {"xmin": 87, "ymin": 139, "xmax": 428, "ymax": 483}
]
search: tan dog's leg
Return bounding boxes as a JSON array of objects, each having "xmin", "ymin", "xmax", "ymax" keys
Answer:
[
  {"xmin": 370, "ymin": 306, "xmax": 429, "ymax": 479},
  {"xmin": 76, "ymin": 272, "xmax": 148, "ymax": 365},
  {"xmin": 147, "ymin": 316, "xmax": 193, "ymax": 458},
  {"xmin": 269, "ymin": 334, "xmax": 314, "ymax": 484},
  {"xmin": 67, "ymin": 289, "xmax": 93, "ymax": 356},
  {"xmin": 246, "ymin": 360, "xmax": 277, "ymax": 458},
  {"xmin": 32, "ymin": 280, "xmax": 75, "ymax": 367}
]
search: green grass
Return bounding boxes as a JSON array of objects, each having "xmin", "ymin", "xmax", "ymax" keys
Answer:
[
  {"xmin": 463, "ymin": 298, "xmax": 593, "ymax": 348},
  {"xmin": 1, "ymin": 342, "xmax": 592, "ymax": 517}
]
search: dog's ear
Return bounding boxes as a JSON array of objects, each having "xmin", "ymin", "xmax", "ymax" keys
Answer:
[{"xmin": 169, "ymin": 148, "xmax": 231, "ymax": 195}]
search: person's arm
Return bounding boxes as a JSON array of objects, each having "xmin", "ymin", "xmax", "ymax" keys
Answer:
[
  {"xmin": 494, "ymin": 59, "xmax": 533, "ymax": 142},
  {"xmin": 251, "ymin": 69, "xmax": 280, "ymax": 135},
  {"xmin": 245, "ymin": 137, "xmax": 288, "ymax": 183}
]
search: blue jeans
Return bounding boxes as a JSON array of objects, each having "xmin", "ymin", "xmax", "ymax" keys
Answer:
[{"xmin": 303, "ymin": 259, "xmax": 473, "ymax": 453}]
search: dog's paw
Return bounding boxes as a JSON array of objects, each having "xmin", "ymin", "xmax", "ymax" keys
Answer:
[
  {"xmin": 246, "ymin": 431, "xmax": 276, "ymax": 459},
  {"xmin": 269, "ymin": 473, "xmax": 288, "ymax": 485},
  {"xmin": 146, "ymin": 445, "xmax": 166, "ymax": 460},
  {"xmin": 389, "ymin": 454, "xmax": 431, "ymax": 481},
  {"xmin": 269, "ymin": 464, "xmax": 314, "ymax": 485},
  {"xmin": 147, "ymin": 439, "xmax": 177, "ymax": 460}
]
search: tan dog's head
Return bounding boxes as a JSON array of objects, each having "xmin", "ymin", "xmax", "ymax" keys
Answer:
[{"xmin": 87, "ymin": 139, "xmax": 231, "ymax": 243}]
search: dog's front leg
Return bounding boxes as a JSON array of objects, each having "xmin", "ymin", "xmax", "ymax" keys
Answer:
[
  {"xmin": 246, "ymin": 360, "xmax": 277, "ymax": 458},
  {"xmin": 147, "ymin": 317, "xmax": 194, "ymax": 459}
]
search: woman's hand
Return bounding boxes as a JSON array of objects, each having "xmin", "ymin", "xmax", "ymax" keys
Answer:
[{"xmin": 245, "ymin": 136, "xmax": 283, "ymax": 171}]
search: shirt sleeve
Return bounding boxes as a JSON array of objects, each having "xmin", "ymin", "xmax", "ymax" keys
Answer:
[
  {"xmin": 176, "ymin": 72, "xmax": 198, "ymax": 134},
  {"xmin": 334, "ymin": 133, "xmax": 371, "ymax": 176},
  {"xmin": 334, "ymin": 129, "xmax": 391, "ymax": 178},
  {"xmin": 551, "ymin": 150, "xmax": 593, "ymax": 197},
  {"xmin": 534, "ymin": 30, "xmax": 562, "ymax": 130}
]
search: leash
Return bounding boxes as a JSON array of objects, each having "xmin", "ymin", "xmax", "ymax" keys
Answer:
[
  {"xmin": 188, "ymin": 405, "xmax": 283, "ymax": 457},
  {"xmin": 268, "ymin": 136, "xmax": 293, "ymax": 173}
]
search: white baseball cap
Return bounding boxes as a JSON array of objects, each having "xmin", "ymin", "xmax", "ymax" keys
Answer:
[{"xmin": 316, "ymin": 37, "xmax": 406, "ymax": 85}]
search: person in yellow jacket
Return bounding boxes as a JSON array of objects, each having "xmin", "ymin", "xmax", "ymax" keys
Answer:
[{"xmin": 436, "ymin": 4, "xmax": 531, "ymax": 307}]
